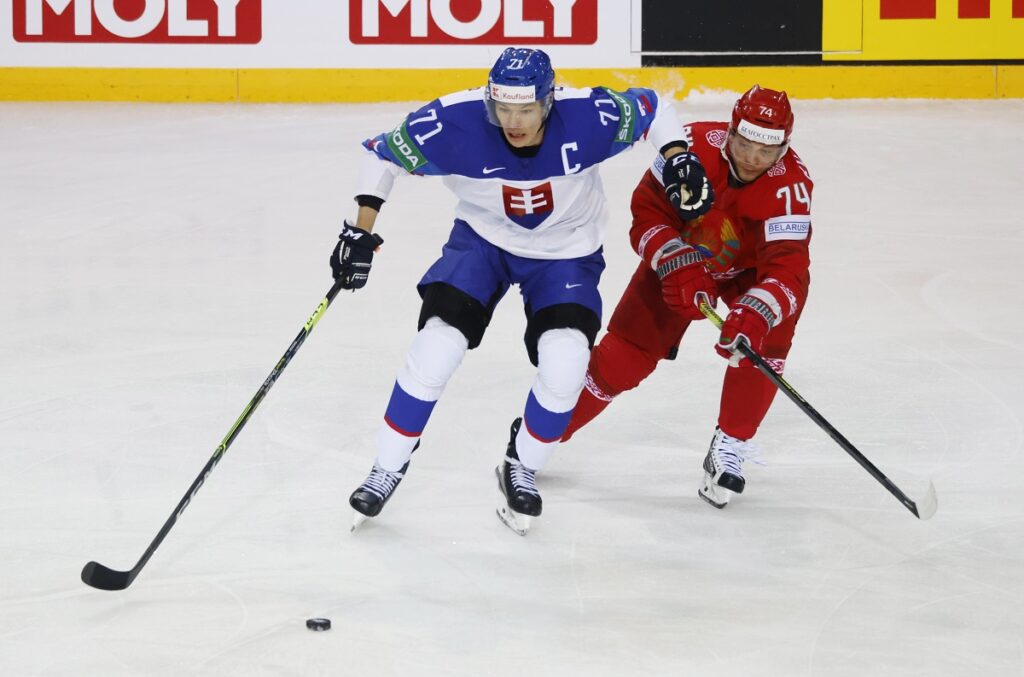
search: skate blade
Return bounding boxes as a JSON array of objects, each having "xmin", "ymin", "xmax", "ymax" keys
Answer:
[
  {"xmin": 699, "ymin": 476, "xmax": 731, "ymax": 509},
  {"xmin": 350, "ymin": 511, "xmax": 369, "ymax": 532},
  {"xmin": 698, "ymin": 490, "xmax": 729, "ymax": 509},
  {"xmin": 496, "ymin": 505, "xmax": 531, "ymax": 536}
]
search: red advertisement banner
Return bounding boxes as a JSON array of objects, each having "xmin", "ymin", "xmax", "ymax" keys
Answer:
[
  {"xmin": 13, "ymin": 0, "xmax": 262, "ymax": 43},
  {"xmin": 350, "ymin": 0, "xmax": 597, "ymax": 44}
]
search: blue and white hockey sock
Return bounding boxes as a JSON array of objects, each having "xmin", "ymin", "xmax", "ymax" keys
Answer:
[
  {"xmin": 516, "ymin": 328, "xmax": 590, "ymax": 470},
  {"xmin": 377, "ymin": 317, "xmax": 468, "ymax": 471}
]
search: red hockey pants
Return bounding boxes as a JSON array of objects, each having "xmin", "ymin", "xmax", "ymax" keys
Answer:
[{"xmin": 562, "ymin": 261, "xmax": 801, "ymax": 441}]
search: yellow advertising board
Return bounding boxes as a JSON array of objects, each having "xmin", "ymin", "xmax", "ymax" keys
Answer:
[{"xmin": 824, "ymin": 0, "xmax": 1024, "ymax": 60}]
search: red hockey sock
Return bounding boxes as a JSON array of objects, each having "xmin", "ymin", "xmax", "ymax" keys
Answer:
[
  {"xmin": 717, "ymin": 362, "xmax": 782, "ymax": 440},
  {"xmin": 562, "ymin": 332, "xmax": 660, "ymax": 441},
  {"xmin": 561, "ymin": 383, "xmax": 610, "ymax": 441}
]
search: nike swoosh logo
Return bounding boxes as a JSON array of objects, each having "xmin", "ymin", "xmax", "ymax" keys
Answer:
[
  {"xmin": 482, "ymin": 167, "xmax": 505, "ymax": 175},
  {"xmin": 565, "ymin": 283, "xmax": 583, "ymax": 289}
]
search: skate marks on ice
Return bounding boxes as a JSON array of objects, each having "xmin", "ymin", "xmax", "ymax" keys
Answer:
[{"xmin": 804, "ymin": 516, "xmax": 1024, "ymax": 676}]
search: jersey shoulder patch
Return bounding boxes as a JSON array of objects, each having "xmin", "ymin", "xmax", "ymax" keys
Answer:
[
  {"xmin": 595, "ymin": 86, "xmax": 642, "ymax": 144},
  {"xmin": 383, "ymin": 118, "xmax": 432, "ymax": 173},
  {"xmin": 764, "ymin": 214, "xmax": 812, "ymax": 241}
]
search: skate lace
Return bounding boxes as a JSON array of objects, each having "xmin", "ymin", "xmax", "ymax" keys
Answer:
[
  {"xmin": 362, "ymin": 464, "xmax": 402, "ymax": 499},
  {"xmin": 508, "ymin": 459, "xmax": 540, "ymax": 497},
  {"xmin": 712, "ymin": 433, "xmax": 765, "ymax": 475}
]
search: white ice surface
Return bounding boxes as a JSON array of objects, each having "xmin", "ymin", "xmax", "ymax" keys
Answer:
[{"xmin": 1, "ymin": 97, "xmax": 1022, "ymax": 677}]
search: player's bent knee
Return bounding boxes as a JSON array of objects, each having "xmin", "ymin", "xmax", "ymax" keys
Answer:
[
  {"xmin": 591, "ymin": 332, "xmax": 660, "ymax": 395},
  {"xmin": 535, "ymin": 328, "xmax": 590, "ymax": 404},
  {"xmin": 397, "ymin": 317, "xmax": 469, "ymax": 399},
  {"xmin": 418, "ymin": 283, "xmax": 493, "ymax": 349},
  {"xmin": 524, "ymin": 303, "xmax": 600, "ymax": 367}
]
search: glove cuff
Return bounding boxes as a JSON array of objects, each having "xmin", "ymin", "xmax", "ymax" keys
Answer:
[
  {"xmin": 659, "ymin": 140, "xmax": 690, "ymax": 155},
  {"xmin": 655, "ymin": 246, "xmax": 705, "ymax": 280},
  {"xmin": 637, "ymin": 225, "xmax": 682, "ymax": 267},
  {"xmin": 735, "ymin": 292, "xmax": 779, "ymax": 329},
  {"xmin": 738, "ymin": 278, "xmax": 799, "ymax": 328},
  {"xmin": 340, "ymin": 221, "xmax": 384, "ymax": 248},
  {"xmin": 758, "ymin": 277, "xmax": 799, "ymax": 320}
]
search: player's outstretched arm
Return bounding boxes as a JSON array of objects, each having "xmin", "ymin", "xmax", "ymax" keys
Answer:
[{"xmin": 642, "ymin": 93, "xmax": 714, "ymax": 217}]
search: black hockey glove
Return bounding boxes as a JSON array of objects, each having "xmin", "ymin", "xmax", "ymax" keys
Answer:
[
  {"xmin": 330, "ymin": 221, "xmax": 384, "ymax": 290},
  {"xmin": 662, "ymin": 151, "xmax": 714, "ymax": 220}
]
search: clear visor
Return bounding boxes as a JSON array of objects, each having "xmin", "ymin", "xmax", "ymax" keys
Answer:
[{"xmin": 485, "ymin": 86, "xmax": 552, "ymax": 127}]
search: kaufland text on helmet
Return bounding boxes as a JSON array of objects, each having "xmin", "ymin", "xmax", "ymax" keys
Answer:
[
  {"xmin": 490, "ymin": 84, "xmax": 537, "ymax": 103},
  {"xmin": 13, "ymin": 0, "xmax": 262, "ymax": 43},
  {"xmin": 351, "ymin": 0, "xmax": 598, "ymax": 44}
]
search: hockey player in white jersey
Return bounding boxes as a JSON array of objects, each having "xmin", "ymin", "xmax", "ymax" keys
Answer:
[{"xmin": 330, "ymin": 47, "xmax": 713, "ymax": 535}]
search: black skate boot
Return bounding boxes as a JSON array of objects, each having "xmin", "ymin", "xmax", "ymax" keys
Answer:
[
  {"xmin": 349, "ymin": 441, "xmax": 419, "ymax": 531},
  {"xmin": 349, "ymin": 459, "xmax": 409, "ymax": 531},
  {"xmin": 495, "ymin": 417, "xmax": 542, "ymax": 535},
  {"xmin": 698, "ymin": 427, "xmax": 750, "ymax": 509}
]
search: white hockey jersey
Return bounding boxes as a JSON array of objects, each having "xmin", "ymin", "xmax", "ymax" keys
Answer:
[{"xmin": 358, "ymin": 85, "xmax": 684, "ymax": 259}]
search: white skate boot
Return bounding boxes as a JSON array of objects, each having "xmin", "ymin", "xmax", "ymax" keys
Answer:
[{"xmin": 698, "ymin": 427, "xmax": 757, "ymax": 509}]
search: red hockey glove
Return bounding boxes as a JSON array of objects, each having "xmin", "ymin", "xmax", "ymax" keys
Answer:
[
  {"xmin": 715, "ymin": 293, "xmax": 778, "ymax": 366},
  {"xmin": 654, "ymin": 239, "xmax": 717, "ymax": 321}
]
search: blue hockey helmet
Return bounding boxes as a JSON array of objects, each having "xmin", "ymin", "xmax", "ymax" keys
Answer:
[{"xmin": 485, "ymin": 47, "xmax": 555, "ymax": 124}]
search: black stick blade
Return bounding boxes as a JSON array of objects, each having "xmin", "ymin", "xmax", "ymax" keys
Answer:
[{"xmin": 81, "ymin": 561, "xmax": 135, "ymax": 591}]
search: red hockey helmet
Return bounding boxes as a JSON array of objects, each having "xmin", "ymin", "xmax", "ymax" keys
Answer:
[{"xmin": 731, "ymin": 85, "xmax": 794, "ymax": 146}]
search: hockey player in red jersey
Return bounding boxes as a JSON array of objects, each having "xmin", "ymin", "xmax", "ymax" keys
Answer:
[{"xmin": 561, "ymin": 85, "xmax": 813, "ymax": 509}]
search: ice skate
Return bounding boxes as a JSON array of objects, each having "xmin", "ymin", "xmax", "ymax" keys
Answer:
[
  {"xmin": 349, "ymin": 460, "xmax": 409, "ymax": 531},
  {"xmin": 495, "ymin": 418, "xmax": 542, "ymax": 536},
  {"xmin": 698, "ymin": 427, "xmax": 755, "ymax": 509}
]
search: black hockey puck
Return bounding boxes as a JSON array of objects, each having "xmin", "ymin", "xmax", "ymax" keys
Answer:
[{"xmin": 305, "ymin": 617, "xmax": 331, "ymax": 631}]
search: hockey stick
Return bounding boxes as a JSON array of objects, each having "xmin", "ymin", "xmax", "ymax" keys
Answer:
[
  {"xmin": 81, "ymin": 279, "xmax": 348, "ymax": 591},
  {"xmin": 699, "ymin": 302, "xmax": 937, "ymax": 520}
]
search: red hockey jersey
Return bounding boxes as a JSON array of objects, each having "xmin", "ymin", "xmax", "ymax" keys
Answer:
[{"xmin": 630, "ymin": 121, "xmax": 814, "ymax": 320}]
